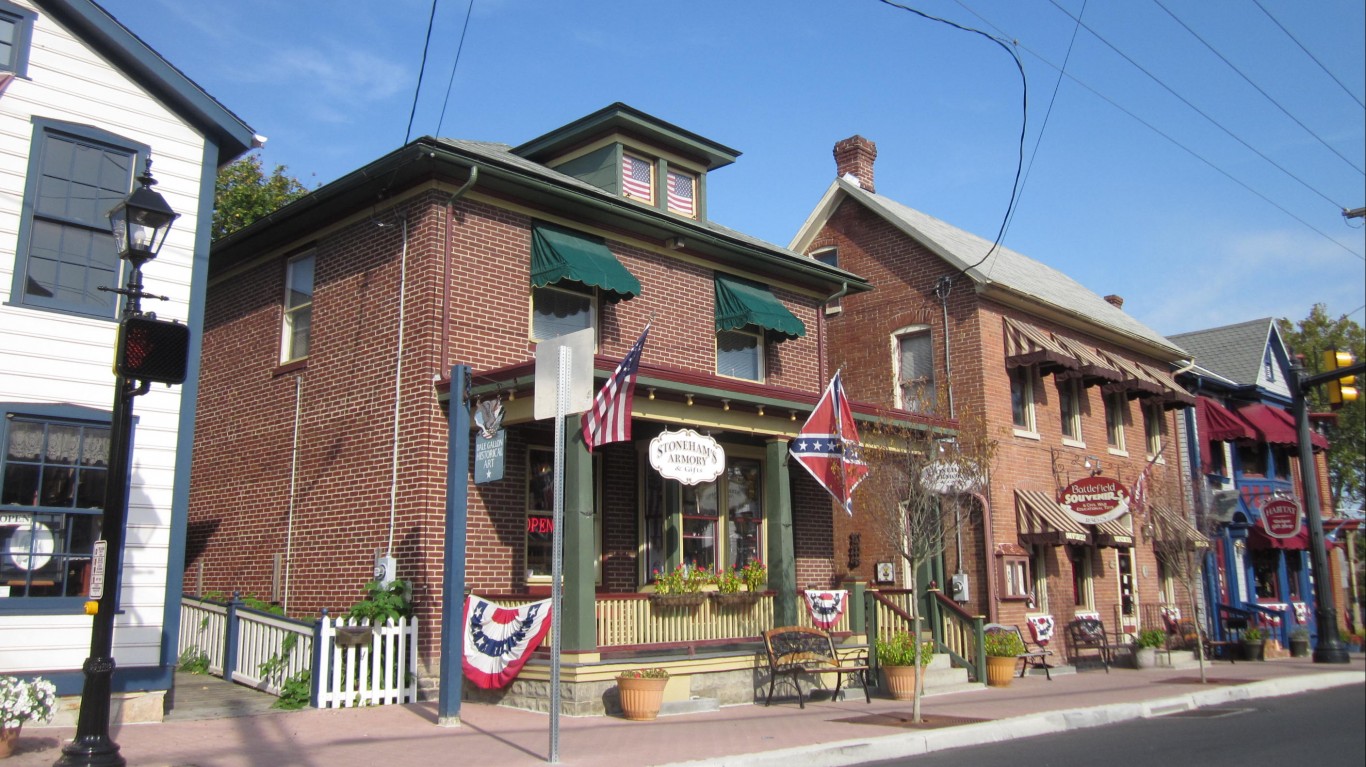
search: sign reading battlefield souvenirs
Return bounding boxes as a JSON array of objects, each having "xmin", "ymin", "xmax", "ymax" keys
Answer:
[
  {"xmin": 648, "ymin": 428, "xmax": 725, "ymax": 485},
  {"xmin": 1259, "ymin": 496, "xmax": 1303, "ymax": 539},
  {"xmin": 1058, "ymin": 476, "xmax": 1131, "ymax": 525}
]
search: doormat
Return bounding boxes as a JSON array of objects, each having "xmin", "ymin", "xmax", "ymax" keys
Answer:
[{"xmin": 833, "ymin": 712, "xmax": 991, "ymax": 729}]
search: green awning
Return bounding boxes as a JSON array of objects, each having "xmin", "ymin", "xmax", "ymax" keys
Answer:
[
  {"xmin": 530, "ymin": 224, "xmax": 641, "ymax": 302},
  {"xmin": 714, "ymin": 273, "xmax": 805, "ymax": 341}
]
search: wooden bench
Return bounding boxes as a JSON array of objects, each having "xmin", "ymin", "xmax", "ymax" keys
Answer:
[
  {"xmin": 984, "ymin": 623, "xmax": 1054, "ymax": 680},
  {"xmin": 1064, "ymin": 617, "xmax": 1120, "ymax": 672},
  {"xmin": 762, "ymin": 626, "xmax": 870, "ymax": 708}
]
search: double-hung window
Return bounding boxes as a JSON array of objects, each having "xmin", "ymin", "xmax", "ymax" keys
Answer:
[
  {"xmin": 1069, "ymin": 546, "xmax": 1093, "ymax": 608},
  {"xmin": 666, "ymin": 169, "xmax": 696, "ymax": 217},
  {"xmin": 282, "ymin": 251, "xmax": 315, "ymax": 362},
  {"xmin": 621, "ymin": 153, "xmax": 654, "ymax": 204},
  {"xmin": 12, "ymin": 121, "xmax": 144, "ymax": 318},
  {"xmin": 0, "ymin": 0, "xmax": 36, "ymax": 76},
  {"xmin": 1105, "ymin": 391, "xmax": 1128, "ymax": 452},
  {"xmin": 531, "ymin": 284, "xmax": 596, "ymax": 342},
  {"xmin": 1, "ymin": 406, "xmax": 110, "ymax": 606},
  {"xmin": 812, "ymin": 248, "xmax": 840, "ymax": 311},
  {"xmin": 1010, "ymin": 365, "xmax": 1036, "ymax": 434},
  {"xmin": 1144, "ymin": 402, "xmax": 1166, "ymax": 457},
  {"xmin": 716, "ymin": 329, "xmax": 763, "ymax": 381},
  {"xmin": 895, "ymin": 327, "xmax": 936, "ymax": 413},
  {"xmin": 1059, "ymin": 377, "xmax": 1083, "ymax": 443}
]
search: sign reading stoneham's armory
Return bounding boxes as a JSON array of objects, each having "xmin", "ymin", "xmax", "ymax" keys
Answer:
[
  {"xmin": 1259, "ymin": 496, "xmax": 1302, "ymax": 539},
  {"xmin": 648, "ymin": 428, "xmax": 725, "ymax": 485},
  {"xmin": 1059, "ymin": 476, "xmax": 1131, "ymax": 525}
]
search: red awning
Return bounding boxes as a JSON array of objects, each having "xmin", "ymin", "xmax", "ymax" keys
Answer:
[
  {"xmin": 1234, "ymin": 403, "xmax": 1328, "ymax": 450},
  {"xmin": 1247, "ymin": 524, "xmax": 1309, "ymax": 550},
  {"xmin": 1198, "ymin": 397, "xmax": 1254, "ymax": 442}
]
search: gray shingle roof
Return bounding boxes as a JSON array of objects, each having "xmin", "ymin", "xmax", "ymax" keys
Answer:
[
  {"xmin": 839, "ymin": 181, "xmax": 1184, "ymax": 358},
  {"xmin": 1168, "ymin": 318, "xmax": 1274, "ymax": 386}
]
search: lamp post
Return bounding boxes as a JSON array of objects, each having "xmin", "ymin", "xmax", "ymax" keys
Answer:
[
  {"xmin": 1289, "ymin": 357, "xmax": 1361, "ymax": 664},
  {"xmin": 56, "ymin": 161, "xmax": 180, "ymax": 767}
]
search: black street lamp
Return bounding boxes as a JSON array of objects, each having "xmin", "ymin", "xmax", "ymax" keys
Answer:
[{"xmin": 56, "ymin": 161, "xmax": 180, "ymax": 767}]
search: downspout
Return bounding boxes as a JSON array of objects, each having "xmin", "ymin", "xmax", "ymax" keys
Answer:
[
  {"xmin": 282, "ymin": 375, "xmax": 303, "ymax": 612},
  {"xmin": 387, "ymin": 217, "xmax": 412, "ymax": 558},
  {"xmin": 818, "ymin": 281, "xmax": 848, "ymax": 385},
  {"xmin": 972, "ymin": 491, "xmax": 998, "ymax": 623},
  {"xmin": 442, "ymin": 166, "xmax": 479, "ymax": 378}
]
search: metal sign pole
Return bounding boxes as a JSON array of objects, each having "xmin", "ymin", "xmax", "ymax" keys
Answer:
[{"xmin": 549, "ymin": 345, "xmax": 569, "ymax": 763}]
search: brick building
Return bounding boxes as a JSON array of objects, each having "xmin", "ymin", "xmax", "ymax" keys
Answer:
[
  {"xmin": 187, "ymin": 105, "xmax": 960, "ymax": 711},
  {"xmin": 791, "ymin": 136, "xmax": 1199, "ymax": 656}
]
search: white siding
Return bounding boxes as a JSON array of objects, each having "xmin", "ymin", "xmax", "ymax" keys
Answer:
[{"xmin": 0, "ymin": 1, "xmax": 210, "ymax": 677}]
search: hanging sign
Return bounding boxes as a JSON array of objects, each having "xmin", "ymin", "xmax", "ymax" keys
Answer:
[
  {"xmin": 919, "ymin": 462, "xmax": 982, "ymax": 495},
  {"xmin": 1059, "ymin": 476, "xmax": 1131, "ymax": 525},
  {"xmin": 1259, "ymin": 496, "xmax": 1302, "ymax": 539},
  {"xmin": 648, "ymin": 428, "xmax": 725, "ymax": 485},
  {"xmin": 473, "ymin": 399, "xmax": 506, "ymax": 484}
]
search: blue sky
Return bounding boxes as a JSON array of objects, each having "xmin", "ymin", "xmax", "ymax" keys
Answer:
[{"xmin": 102, "ymin": 0, "xmax": 1365, "ymax": 338}]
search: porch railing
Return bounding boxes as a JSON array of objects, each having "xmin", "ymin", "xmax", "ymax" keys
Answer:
[
  {"xmin": 926, "ymin": 590, "xmax": 985, "ymax": 682},
  {"xmin": 1244, "ymin": 602, "xmax": 1293, "ymax": 646},
  {"xmin": 179, "ymin": 595, "xmax": 313, "ymax": 696}
]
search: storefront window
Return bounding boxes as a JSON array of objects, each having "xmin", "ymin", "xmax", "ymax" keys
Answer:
[
  {"xmin": 1252, "ymin": 548, "xmax": 1280, "ymax": 599},
  {"xmin": 644, "ymin": 453, "xmax": 764, "ymax": 584},
  {"xmin": 1068, "ymin": 546, "xmax": 1093, "ymax": 608},
  {"xmin": 525, "ymin": 447, "xmax": 599, "ymax": 582}
]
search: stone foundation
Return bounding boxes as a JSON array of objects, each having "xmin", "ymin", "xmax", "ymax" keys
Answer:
[{"xmin": 50, "ymin": 690, "xmax": 167, "ymax": 727}]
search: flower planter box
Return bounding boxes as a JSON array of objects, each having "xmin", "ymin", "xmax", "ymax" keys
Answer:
[
  {"xmin": 650, "ymin": 593, "xmax": 706, "ymax": 608},
  {"xmin": 709, "ymin": 591, "xmax": 760, "ymax": 608}
]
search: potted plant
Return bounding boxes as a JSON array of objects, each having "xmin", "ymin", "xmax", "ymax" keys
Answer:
[
  {"xmin": 875, "ymin": 632, "xmax": 934, "ymax": 701},
  {"xmin": 0, "ymin": 675, "xmax": 56, "ymax": 758},
  {"xmin": 1288, "ymin": 627, "xmax": 1310, "ymax": 658},
  {"xmin": 650, "ymin": 563, "xmax": 708, "ymax": 607},
  {"xmin": 1242, "ymin": 627, "xmax": 1265, "ymax": 661},
  {"xmin": 709, "ymin": 566, "xmax": 759, "ymax": 607},
  {"xmin": 1133, "ymin": 629, "xmax": 1166, "ymax": 669},
  {"xmin": 983, "ymin": 630, "xmax": 1026, "ymax": 687},
  {"xmin": 616, "ymin": 668, "xmax": 669, "ymax": 721}
]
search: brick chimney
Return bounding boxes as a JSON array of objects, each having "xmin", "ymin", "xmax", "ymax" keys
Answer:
[
  {"xmin": 834, "ymin": 136, "xmax": 877, "ymax": 193},
  {"xmin": 1104, "ymin": 294, "xmax": 1124, "ymax": 309}
]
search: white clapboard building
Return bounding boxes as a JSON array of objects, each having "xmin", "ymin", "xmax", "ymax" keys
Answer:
[{"xmin": 0, "ymin": 0, "xmax": 254, "ymax": 721}]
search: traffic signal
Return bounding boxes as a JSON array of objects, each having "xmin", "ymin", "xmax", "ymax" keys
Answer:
[
  {"xmin": 116, "ymin": 315, "xmax": 191, "ymax": 384},
  {"xmin": 1321, "ymin": 349, "xmax": 1358, "ymax": 407}
]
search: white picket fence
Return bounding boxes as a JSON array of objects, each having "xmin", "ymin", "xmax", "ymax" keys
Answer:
[{"xmin": 315, "ymin": 615, "xmax": 419, "ymax": 708}]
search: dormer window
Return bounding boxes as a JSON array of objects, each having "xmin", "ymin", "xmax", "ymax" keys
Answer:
[
  {"xmin": 666, "ymin": 170, "xmax": 696, "ymax": 217},
  {"xmin": 622, "ymin": 153, "xmax": 654, "ymax": 204}
]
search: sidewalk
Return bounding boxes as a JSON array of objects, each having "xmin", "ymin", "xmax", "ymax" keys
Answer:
[{"xmin": 11, "ymin": 655, "xmax": 1363, "ymax": 767}]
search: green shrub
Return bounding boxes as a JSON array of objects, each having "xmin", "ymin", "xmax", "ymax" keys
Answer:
[
  {"xmin": 1136, "ymin": 629, "xmax": 1166, "ymax": 649},
  {"xmin": 273, "ymin": 670, "xmax": 311, "ymax": 710},
  {"xmin": 1243, "ymin": 627, "xmax": 1263, "ymax": 641},
  {"xmin": 983, "ymin": 630, "xmax": 1026, "ymax": 657},
  {"xmin": 876, "ymin": 632, "xmax": 934, "ymax": 667},
  {"xmin": 177, "ymin": 647, "xmax": 210, "ymax": 675},
  {"xmin": 346, "ymin": 580, "xmax": 412, "ymax": 624}
]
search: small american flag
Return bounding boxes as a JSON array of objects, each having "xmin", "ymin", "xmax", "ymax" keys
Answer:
[
  {"xmin": 622, "ymin": 154, "xmax": 653, "ymax": 201},
  {"xmin": 581, "ymin": 323, "xmax": 651, "ymax": 452},
  {"xmin": 667, "ymin": 171, "xmax": 694, "ymax": 216}
]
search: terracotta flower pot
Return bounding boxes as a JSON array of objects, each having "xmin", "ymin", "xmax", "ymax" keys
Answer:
[
  {"xmin": 617, "ymin": 676, "xmax": 668, "ymax": 721},
  {"xmin": 985, "ymin": 655, "xmax": 1017, "ymax": 687},
  {"xmin": 0, "ymin": 724, "xmax": 21, "ymax": 759},
  {"xmin": 881, "ymin": 665, "xmax": 919, "ymax": 701}
]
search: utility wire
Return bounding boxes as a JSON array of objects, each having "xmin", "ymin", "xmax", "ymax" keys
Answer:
[
  {"xmin": 956, "ymin": 1, "xmax": 1363, "ymax": 262},
  {"xmin": 875, "ymin": 0, "xmax": 1028, "ymax": 276},
  {"xmin": 1252, "ymin": 0, "xmax": 1365, "ymax": 111},
  {"xmin": 404, "ymin": 0, "xmax": 441, "ymax": 145},
  {"xmin": 1153, "ymin": 0, "xmax": 1362, "ymax": 176},
  {"xmin": 1046, "ymin": 0, "xmax": 1348, "ymax": 212},
  {"xmin": 437, "ymin": 0, "xmax": 477, "ymax": 137},
  {"xmin": 1003, "ymin": 0, "xmax": 1087, "ymax": 239}
]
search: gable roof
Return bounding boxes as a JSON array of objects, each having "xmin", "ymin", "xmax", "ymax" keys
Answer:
[
  {"xmin": 791, "ymin": 179, "xmax": 1186, "ymax": 362},
  {"xmin": 38, "ymin": 0, "xmax": 257, "ymax": 165},
  {"xmin": 1168, "ymin": 318, "xmax": 1278, "ymax": 387}
]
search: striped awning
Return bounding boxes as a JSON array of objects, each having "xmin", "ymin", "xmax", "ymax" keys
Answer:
[
  {"xmin": 1003, "ymin": 318, "xmax": 1079, "ymax": 374},
  {"xmin": 1016, "ymin": 490, "xmax": 1091, "ymax": 546},
  {"xmin": 1053, "ymin": 336, "xmax": 1123, "ymax": 384},
  {"xmin": 1138, "ymin": 362, "xmax": 1195, "ymax": 409},
  {"xmin": 1094, "ymin": 515, "xmax": 1134, "ymax": 548},
  {"xmin": 1150, "ymin": 504, "xmax": 1210, "ymax": 549},
  {"xmin": 1099, "ymin": 352, "xmax": 1166, "ymax": 398}
]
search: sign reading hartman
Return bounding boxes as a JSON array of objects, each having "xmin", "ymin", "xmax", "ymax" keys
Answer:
[
  {"xmin": 1059, "ymin": 476, "xmax": 1131, "ymax": 525},
  {"xmin": 1259, "ymin": 496, "xmax": 1302, "ymax": 539},
  {"xmin": 649, "ymin": 428, "xmax": 725, "ymax": 485}
]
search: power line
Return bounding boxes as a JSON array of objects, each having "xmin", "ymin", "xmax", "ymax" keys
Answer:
[
  {"xmin": 1152, "ymin": 0, "xmax": 1362, "ymax": 176},
  {"xmin": 1047, "ymin": 0, "xmax": 1350, "ymax": 212},
  {"xmin": 437, "ymin": 0, "xmax": 478, "ymax": 137},
  {"xmin": 404, "ymin": 0, "xmax": 441, "ymax": 145},
  {"xmin": 956, "ymin": 1, "xmax": 1363, "ymax": 262},
  {"xmin": 1252, "ymin": 0, "xmax": 1365, "ymax": 111}
]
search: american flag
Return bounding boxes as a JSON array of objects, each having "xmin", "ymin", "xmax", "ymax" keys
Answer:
[
  {"xmin": 790, "ymin": 371, "xmax": 868, "ymax": 514},
  {"xmin": 581, "ymin": 323, "xmax": 651, "ymax": 452},
  {"xmin": 667, "ymin": 171, "xmax": 694, "ymax": 216},
  {"xmin": 622, "ymin": 155, "xmax": 652, "ymax": 201}
]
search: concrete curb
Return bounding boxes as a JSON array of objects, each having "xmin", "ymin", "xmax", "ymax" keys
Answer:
[{"xmin": 659, "ymin": 671, "xmax": 1364, "ymax": 767}]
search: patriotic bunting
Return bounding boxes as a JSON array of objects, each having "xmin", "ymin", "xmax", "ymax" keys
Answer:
[
  {"xmin": 803, "ymin": 589, "xmax": 848, "ymax": 630},
  {"xmin": 462, "ymin": 594, "xmax": 553, "ymax": 689}
]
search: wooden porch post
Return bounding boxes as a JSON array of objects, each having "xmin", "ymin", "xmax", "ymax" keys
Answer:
[
  {"xmin": 766, "ymin": 437, "xmax": 797, "ymax": 627},
  {"xmin": 561, "ymin": 416, "xmax": 598, "ymax": 658}
]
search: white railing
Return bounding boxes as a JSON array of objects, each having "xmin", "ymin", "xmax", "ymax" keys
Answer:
[
  {"xmin": 231, "ymin": 608, "xmax": 314, "ymax": 695},
  {"xmin": 315, "ymin": 615, "xmax": 419, "ymax": 708},
  {"xmin": 179, "ymin": 597, "xmax": 228, "ymax": 675}
]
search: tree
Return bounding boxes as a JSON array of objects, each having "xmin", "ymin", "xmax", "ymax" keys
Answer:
[
  {"xmin": 1277, "ymin": 305, "xmax": 1365, "ymax": 513},
  {"xmin": 856, "ymin": 413, "xmax": 995, "ymax": 722},
  {"xmin": 1148, "ymin": 497, "xmax": 1212, "ymax": 683},
  {"xmin": 212, "ymin": 153, "xmax": 309, "ymax": 240}
]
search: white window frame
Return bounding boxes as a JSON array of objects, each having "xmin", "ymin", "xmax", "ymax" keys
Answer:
[
  {"xmin": 1144, "ymin": 401, "xmax": 1166, "ymax": 459},
  {"xmin": 1105, "ymin": 391, "xmax": 1128, "ymax": 454},
  {"xmin": 530, "ymin": 283, "xmax": 598, "ymax": 344},
  {"xmin": 1069, "ymin": 546, "xmax": 1094, "ymax": 610},
  {"xmin": 1059, "ymin": 377, "xmax": 1084, "ymax": 445},
  {"xmin": 812, "ymin": 248, "xmax": 841, "ymax": 313},
  {"xmin": 281, "ymin": 251, "xmax": 315, "ymax": 362},
  {"xmin": 1011, "ymin": 365, "xmax": 1037, "ymax": 437},
  {"xmin": 621, "ymin": 152, "xmax": 655, "ymax": 205},
  {"xmin": 716, "ymin": 327, "xmax": 765, "ymax": 382},
  {"xmin": 893, "ymin": 326, "xmax": 936, "ymax": 414}
]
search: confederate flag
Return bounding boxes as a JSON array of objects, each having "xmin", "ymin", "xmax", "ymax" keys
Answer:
[{"xmin": 790, "ymin": 371, "xmax": 868, "ymax": 515}]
